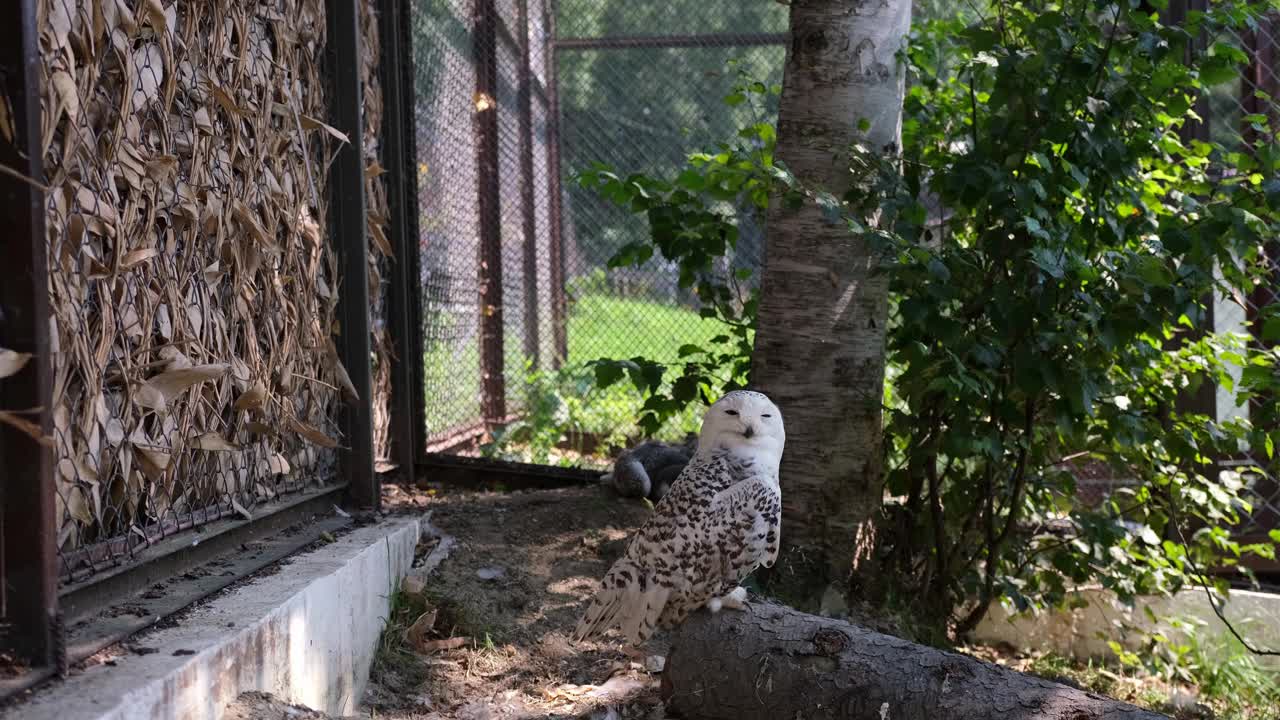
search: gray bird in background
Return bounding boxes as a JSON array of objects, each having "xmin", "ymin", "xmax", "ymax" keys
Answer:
[{"xmin": 602, "ymin": 435, "xmax": 697, "ymax": 503}]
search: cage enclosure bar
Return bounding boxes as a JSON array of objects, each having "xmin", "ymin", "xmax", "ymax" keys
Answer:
[
  {"xmin": 379, "ymin": 0, "xmax": 427, "ymax": 478},
  {"xmin": 328, "ymin": 0, "xmax": 379, "ymax": 510},
  {"xmin": 0, "ymin": 0, "xmax": 60, "ymax": 685}
]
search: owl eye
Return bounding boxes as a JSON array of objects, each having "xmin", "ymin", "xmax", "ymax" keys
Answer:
[
  {"xmin": 725, "ymin": 410, "xmax": 739, "ymax": 416},
  {"xmin": 761, "ymin": 414, "xmax": 772, "ymax": 418}
]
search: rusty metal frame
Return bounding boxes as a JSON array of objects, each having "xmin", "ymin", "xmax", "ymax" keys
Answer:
[
  {"xmin": 544, "ymin": 0, "xmax": 569, "ymax": 365},
  {"xmin": 518, "ymin": 0, "xmax": 543, "ymax": 368},
  {"xmin": 0, "ymin": 0, "xmax": 60, "ymax": 690},
  {"xmin": 474, "ymin": 0, "xmax": 508, "ymax": 430},
  {"xmin": 553, "ymin": 32, "xmax": 788, "ymax": 51}
]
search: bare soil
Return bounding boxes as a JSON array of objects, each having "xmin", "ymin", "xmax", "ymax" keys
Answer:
[{"xmin": 225, "ymin": 483, "xmax": 669, "ymax": 720}]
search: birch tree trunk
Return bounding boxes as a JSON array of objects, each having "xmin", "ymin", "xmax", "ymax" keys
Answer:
[{"xmin": 751, "ymin": 0, "xmax": 911, "ymax": 607}]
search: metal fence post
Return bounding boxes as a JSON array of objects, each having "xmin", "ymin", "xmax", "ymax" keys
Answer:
[
  {"xmin": 326, "ymin": 0, "xmax": 378, "ymax": 509},
  {"xmin": 396, "ymin": 0, "xmax": 427, "ymax": 465},
  {"xmin": 544, "ymin": 0, "xmax": 569, "ymax": 367},
  {"xmin": 0, "ymin": 0, "xmax": 59, "ymax": 674},
  {"xmin": 380, "ymin": 0, "xmax": 425, "ymax": 477},
  {"xmin": 474, "ymin": 0, "xmax": 507, "ymax": 428},
  {"xmin": 518, "ymin": 0, "xmax": 542, "ymax": 369}
]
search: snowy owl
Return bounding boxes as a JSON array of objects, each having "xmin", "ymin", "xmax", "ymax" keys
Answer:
[{"xmin": 573, "ymin": 390, "xmax": 784, "ymax": 645}]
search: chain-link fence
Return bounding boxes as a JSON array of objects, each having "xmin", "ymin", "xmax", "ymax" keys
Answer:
[
  {"xmin": 410, "ymin": 0, "xmax": 786, "ymax": 459},
  {"xmin": 38, "ymin": 0, "xmax": 344, "ymax": 586},
  {"xmin": 553, "ymin": 5, "xmax": 783, "ymax": 364},
  {"xmin": 411, "ymin": 0, "xmax": 555, "ymax": 450},
  {"xmin": 1208, "ymin": 11, "xmax": 1280, "ymax": 537}
]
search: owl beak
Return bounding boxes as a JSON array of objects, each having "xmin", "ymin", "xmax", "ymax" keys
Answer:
[{"xmin": 742, "ymin": 425, "xmax": 755, "ymax": 439}]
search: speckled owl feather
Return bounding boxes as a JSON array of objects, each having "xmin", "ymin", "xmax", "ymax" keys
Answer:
[{"xmin": 573, "ymin": 391, "xmax": 784, "ymax": 645}]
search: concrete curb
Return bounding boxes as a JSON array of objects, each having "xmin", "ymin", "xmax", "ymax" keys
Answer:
[
  {"xmin": 6, "ymin": 516, "xmax": 422, "ymax": 720},
  {"xmin": 974, "ymin": 586, "xmax": 1280, "ymax": 668}
]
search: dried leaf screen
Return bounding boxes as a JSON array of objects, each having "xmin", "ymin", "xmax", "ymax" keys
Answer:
[
  {"xmin": 360, "ymin": 0, "xmax": 395, "ymax": 471},
  {"xmin": 36, "ymin": 0, "xmax": 363, "ymax": 582}
]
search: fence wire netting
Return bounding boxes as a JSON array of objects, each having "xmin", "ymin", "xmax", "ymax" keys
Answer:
[
  {"xmin": 1210, "ymin": 13, "xmax": 1280, "ymax": 536},
  {"xmin": 411, "ymin": 0, "xmax": 555, "ymax": 450},
  {"xmin": 38, "ymin": 0, "xmax": 344, "ymax": 586},
  {"xmin": 411, "ymin": 0, "xmax": 786, "ymax": 461}
]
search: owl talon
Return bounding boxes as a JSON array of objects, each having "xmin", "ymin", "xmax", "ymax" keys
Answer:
[{"xmin": 707, "ymin": 586, "xmax": 749, "ymax": 613}]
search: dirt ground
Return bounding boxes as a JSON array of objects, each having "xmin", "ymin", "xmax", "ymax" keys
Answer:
[
  {"xmin": 220, "ymin": 483, "xmax": 1274, "ymax": 720},
  {"xmin": 227, "ymin": 483, "xmax": 668, "ymax": 720}
]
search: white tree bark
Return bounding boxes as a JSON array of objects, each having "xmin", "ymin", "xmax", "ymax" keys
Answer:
[{"xmin": 751, "ymin": 0, "xmax": 911, "ymax": 605}]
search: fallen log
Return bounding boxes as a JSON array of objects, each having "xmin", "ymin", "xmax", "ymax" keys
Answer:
[{"xmin": 660, "ymin": 601, "xmax": 1168, "ymax": 720}]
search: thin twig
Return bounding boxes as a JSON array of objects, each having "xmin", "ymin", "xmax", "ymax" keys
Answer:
[
  {"xmin": 0, "ymin": 161, "xmax": 50, "ymax": 192},
  {"xmin": 1168, "ymin": 503, "xmax": 1279, "ymax": 657},
  {"xmin": 291, "ymin": 372, "xmax": 340, "ymax": 392}
]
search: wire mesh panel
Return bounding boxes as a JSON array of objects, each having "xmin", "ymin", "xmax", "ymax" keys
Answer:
[
  {"xmin": 1187, "ymin": 14, "xmax": 1280, "ymax": 535},
  {"xmin": 413, "ymin": 0, "xmax": 486, "ymax": 443},
  {"xmin": 1205, "ymin": 12, "xmax": 1280, "ymax": 536},
  {"xmin": 553, "ymin": 1, "xmax": 786, "ymax": 367},
  {"xmin": 411, "ymin": 0, "xmax": 554, "ymax": 450},
  {"xmin": 38, "ymin": 0, "xmax": 345, "ymax": 585},
  {"xmin": 408, "ymin": 0, "xmax": 785, "ymax": 460}
]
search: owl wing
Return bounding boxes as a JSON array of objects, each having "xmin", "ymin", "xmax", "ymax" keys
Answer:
[
  {"xmin": 705, "ymin": 477, "xmax": 781, "ymax": 586},
  {"xmin": 572, "ymin": 466, "xmax": 700, "ymax": 645}
]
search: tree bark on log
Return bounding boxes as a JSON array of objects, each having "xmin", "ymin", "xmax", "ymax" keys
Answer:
[{"xmin": 660, "ymin": 602, "xmax": 1168, "ymax": 720}]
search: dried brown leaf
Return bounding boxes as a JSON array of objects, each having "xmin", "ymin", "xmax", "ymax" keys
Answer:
[
  {"xmin": 50, "ymin": 71, "xmax": 79, "ymax": 124},
  {"xmin": 192, "ymin": 433, "xmax": 238, "ymax": 451},
  {"xmin": 121, "ymin": 248, "xmax": 159, "ymax": 268},
  {"xmin": 420, "ymin": 637, "xmax": 468, "ymax": 654},
  {"xmin": 325, "ymin": 338, "xmax": 360, "ymax": 403},
  {"xmin": 245, "ymin": 421, "xmax": 275, "ymax": 436},
  {"xmin": 0, "ymin": 347, "xmax": 32, "ymax": 379},
  {"xmin": 265, "ymin": 452, "xmax": 291, "ymax": 475},
  {"xmin": 144, "ymin": 0, "xmax": 168, "ymax": 32},
  {"xmin": 299, "ymin": 114, "xmax": 349, "ymax": 144},
  {"xmin": 146, "ymin": 154, "xmax": 178, "ymax": 181},
  {"xmin": 136, "ymin": 363, "xmax": 228, "ymax": 412},
  {"xmin": 233, "ymin": 382, "xmax": 267, "ymax": 411},
  {"xmin": 287, "ymin": 417, "xmax": 338, "ymax": 448},
  {"xmin": 0, "ymin": 410, "xmax": 52, "ymax": 446},
  {"xmin": 406, "ymin": 607, "xmax": 439, "ymax": 651}
]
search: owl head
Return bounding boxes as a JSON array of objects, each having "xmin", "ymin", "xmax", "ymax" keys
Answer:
[{"xmin": 697, "ymin": 390, "xmax": 785, "ymax": 459}]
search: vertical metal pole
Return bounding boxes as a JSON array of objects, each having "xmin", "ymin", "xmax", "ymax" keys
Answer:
[
  {"xmin": 326, "ymin": 0, "xmax": 378, "ymax": 509},
  {"xmin": 379, "ymin": 0, "xmax": 423, "ymax": 478},
  {"xmin": 397, "ymin": 0, "xmax": 428, "ymax": 463},
  {"xmin": 544, "ymin": 0, "xmax": 569, "ymax": 366},
  {"xmin": 0, "ymin": 0, "xmax": 58, "ymax": 670},
  {"xmin": 517, "ymin": 0, "xmax": 542, "ymax": 369},
  {"xmin": 474, "ymin": 0, "xmax": 506, "ymax": 427}
]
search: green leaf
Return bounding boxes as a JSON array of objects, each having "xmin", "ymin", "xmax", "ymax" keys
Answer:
[
  {"xmin": 593, "ymin": 362, "xmax": 625, "ymax": 388},
  {"xmin": 1140, "ymin": 526, "xmax": 1161, "ymax": 546},
  {"xmin": 1262, "ymin": 316, "xmax": 1280, "ymax": 342},
  {"xmin": 1200, "ymin": 55, "xmax": 1240, "ymax": 86}
]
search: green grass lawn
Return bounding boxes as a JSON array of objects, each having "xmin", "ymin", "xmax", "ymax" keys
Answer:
[
  {"xmin": 422, "ymin": 292, "xmax": 729, "ymax": 450},
  {"xmin": 566, "ymin": 293, "xmax": 729, "ymax": 365}
]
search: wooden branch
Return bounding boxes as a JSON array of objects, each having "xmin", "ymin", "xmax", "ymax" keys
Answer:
[{"xmin": 660, "ymin": 601, "xmax": 1168, "ymax": 720}]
